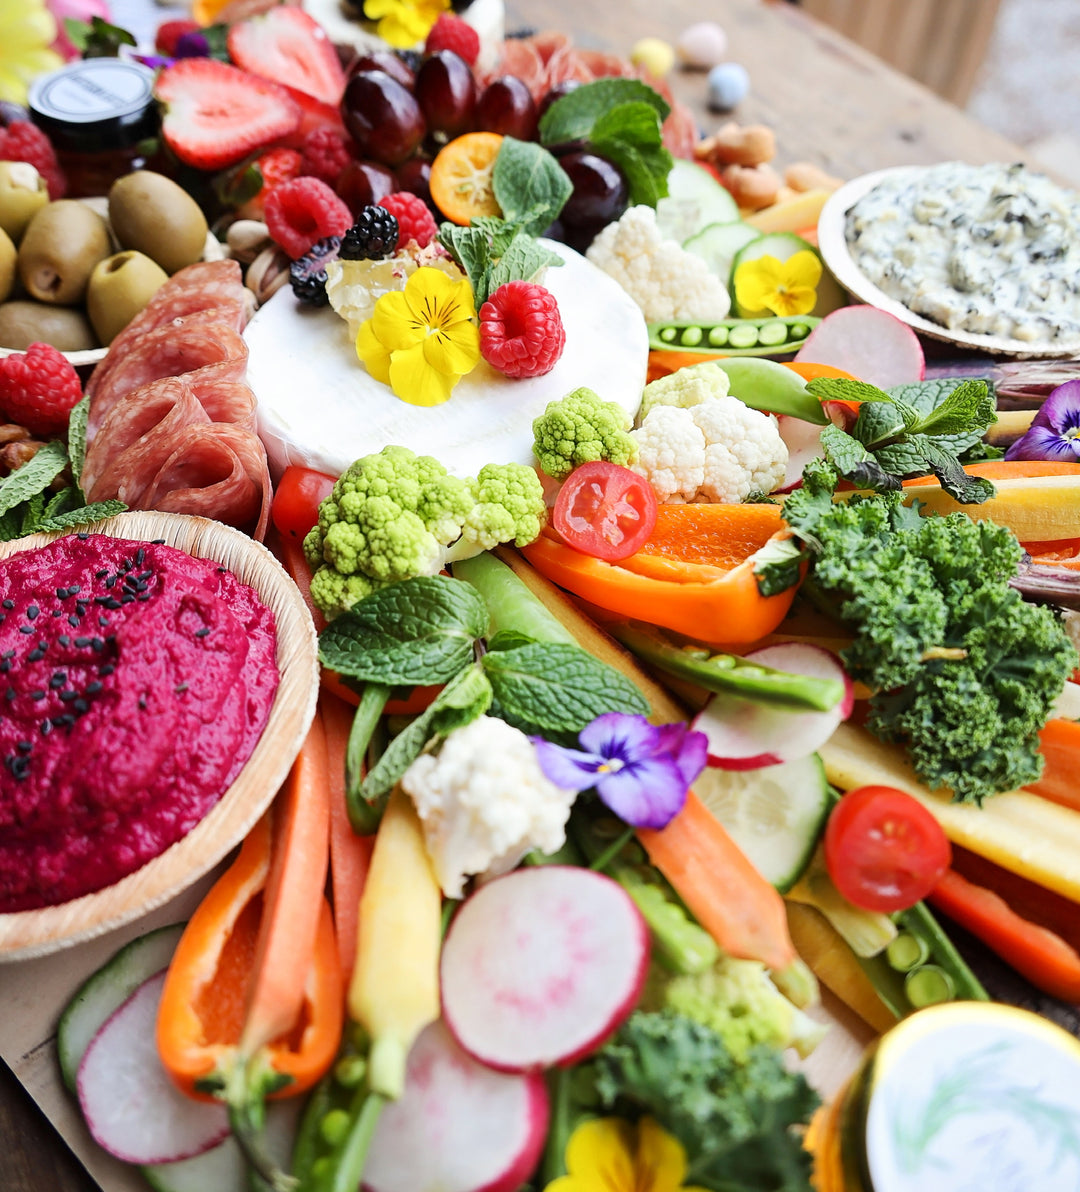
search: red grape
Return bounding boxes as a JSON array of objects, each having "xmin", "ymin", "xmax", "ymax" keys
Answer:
[
  {"xmin": 415, "ymin": 50, "xmax": 476, "ymax": 138},
  {"xmin": 475, "ymin": 76, "xmax": 538, "ymax": 141},
  {"xmin": 346, "ymin": 50, "xmax": 416, "ymax": 91},
  {"xmin": 336, "ymin": 158, "xmax": 397, "ymax": 217},
  {"xmin": 538, "ymin": 79, "xmax": 582, "ymax": 122},
  {"xmin": 558, "ymin": 151, "xmax": 629, "ymax": 251},
  {"xmin": 396, "ymin": 157, "xmax": 434, "ymax": 208},
  {"xmin": 341, "ymin": 70, "xmax": 426, "ymax": 166}
]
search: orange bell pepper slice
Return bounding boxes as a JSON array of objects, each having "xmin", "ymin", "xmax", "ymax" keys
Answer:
[{"xmin": 521, "ymin": 503, "xmax": 799, "ymax": 645}]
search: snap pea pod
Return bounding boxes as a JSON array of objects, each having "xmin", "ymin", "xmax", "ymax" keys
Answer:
[
  {"xmin": 609, "ymin": 620, "xmax": 846, "ymax": 712},
  {"xmin": 649, "ymin": 315, "xmax": 819, "ymax": 356}
]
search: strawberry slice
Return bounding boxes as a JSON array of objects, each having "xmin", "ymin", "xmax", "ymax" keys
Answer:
[
  {"xmin": 155, "ymin": 58, "xmax": 302, "ymax": 172},
  {"xmin": 227, "ymin": 8, "xmax": 346, "ymax": 107}
]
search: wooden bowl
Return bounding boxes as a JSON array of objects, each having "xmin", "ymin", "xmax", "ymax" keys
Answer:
[{"xmin": 0, "ymin": 512, "xmax": 319, "ymax": 962}]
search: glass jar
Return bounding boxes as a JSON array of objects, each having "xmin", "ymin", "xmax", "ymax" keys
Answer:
[{"xmin": 27, "ymin": 59, "xmax": 161, "ymax": 198}]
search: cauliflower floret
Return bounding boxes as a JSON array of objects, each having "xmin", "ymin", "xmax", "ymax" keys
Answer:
[
  {"xmin": 586, "ymin": 205, "xmax": 732, "ymax": 324},
  {"xmin": 401, "ymin": 716, "xmax": 577, "ymax": 898},
  {"xmin": 632, "ymin": 397, "xmax": 788, "ymax": 503},
  {"xmin": 637, "ymin": 361, "xmax": 731, "ymax": 424},
  {"xmin": 532, "ymin": 387, "xmax": 639, "ymax": 481}
]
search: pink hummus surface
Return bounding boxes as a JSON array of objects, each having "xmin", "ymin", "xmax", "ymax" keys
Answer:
[{"xmin": 0, "ymin": 534, "xmax": 279, "ymax": 913}]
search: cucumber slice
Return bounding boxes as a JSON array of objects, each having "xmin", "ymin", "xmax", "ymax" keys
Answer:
[
  {"xmin": 57, "ymin": 923, "xmax": 186, "ymax": 1092},
  {"xmin": 731, "ymin": 232, "xmax": 847, "ymax": 318},
  {"xmin": 692, "ymin": 753, "xmax": 831, "ymax": 892},
  {"xmin": 684, "ymin": 221, "xmax": 761, "ymax": 282},
  {"xmin": 655, "ymin": 159, "xmax": 740, "ymax": 244}
]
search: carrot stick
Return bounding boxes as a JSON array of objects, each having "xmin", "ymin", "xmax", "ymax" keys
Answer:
[
  {"xmin": 241, "ymin": 714, "xmax": 332, "ymax": 1055},
  {"xmin": 322, "ymin": 691, "xmax": 375, "ymax": 980},
  {"xmin": 638, "ymin": 789, "xmax": 796, "ymax": 972},
  {"xmin": 928, "ymin": 869, "xmax": 1080, "ymax": 1003},
  {"xmin": 901, "ymin": 459, "xmax": 1080, "ymax": 486},
  {"xmin": 1026, "ymin": 718, "xmax": 1080, "ymax": 813}
]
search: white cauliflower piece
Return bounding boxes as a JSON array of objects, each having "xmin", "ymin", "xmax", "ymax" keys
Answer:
[
  {"xmin": 586, "ymin": 205, "xmax": 732, "ymax": 323},
  {"xmin": 400, "ymin": 715, "xmax": 577, "ymax": 898},
  {"xmin": 632, "ymin": 396, "xmax": 788, "ymax": 503},
  {"xmin": 637, "ymin": 361, "xmax": 731, "ymax": 423}
]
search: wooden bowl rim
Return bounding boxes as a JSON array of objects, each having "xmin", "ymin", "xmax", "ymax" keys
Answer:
[{"xmin": 0, "ymin": 511, "xmax": 318, "ymax": 962}]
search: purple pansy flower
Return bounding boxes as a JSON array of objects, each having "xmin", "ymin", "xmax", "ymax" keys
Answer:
[
  {"xmin": 533, "ymin": 712, "xmax": 708, "ymax": 830},
  {"xmin": 1005, "ymin": 379, "xmax": 1080, "ymax": 463}
]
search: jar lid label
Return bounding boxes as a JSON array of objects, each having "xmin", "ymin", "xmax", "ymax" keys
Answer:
[{"xmin": 28, "ymin": 60, "xmax": 155, "ymax": 124}]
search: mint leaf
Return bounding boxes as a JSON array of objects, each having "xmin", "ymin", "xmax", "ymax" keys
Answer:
[
  {"xmin": 34, "ymin": 498, "xmax": 126, "ymax": 533},
  {"xmin": 851, "ymin": 401, "xmax": 909, "ymax": 449},
  {"xmin": 438, "ymin": 223, "xmax": 492, "ymax": 292},
  {"xmin": 539, "ymin": 78, "xmax": 670, "ymax": 145},
  {"xmin": 906, "ymin": 379, "xmax": 996, "ymax": 439},
  {"xmin": 590, "ymin": 102, "xmax": 673, "ymax": 206},
  {"xmin": 319, "ymin": 575, "xmax": 487, "ymax": 685},
  {"xmin": 910, "ymin": 437, "xmax": 996, "ymax": 504},
  {"xmin": 492, "ymin": 137, "xmax": 572, "ymax": 236},
  {"xmin": 806, "ymin": 377, "xmax": 889, "ymax": 406},
  {"xmin": 484, "ymin": 232, "xmax": 564, "ymax": 302},
  {"xmin": 67, "ymin": 396, "xmax": 89, "ymax": 490},
  {"xmin": 361, "ymin": 664, "xmax": 492, "ymax": 799},
  {"xmin": 0, "ymin": 441, "xmax": 68, "ymax": 517},
  {"xmin": 821, "ymin": 424, "xmax": 901, "ymax": 491},
  {"xmin": 887, "ymin": 378, "xmax": 996, "ymax": 452},
  {"xmin": 482, "ymin": 642, "xmax": 648, "ymax": 736},
  {"xmin": 753, "ymin": 535, "xmax": 806, "ymax": 597}
]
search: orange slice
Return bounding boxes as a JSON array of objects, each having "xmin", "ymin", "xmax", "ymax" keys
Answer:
[{"xmin": 429, "ymin": 132, "xmax": 504, "ymax": 226}]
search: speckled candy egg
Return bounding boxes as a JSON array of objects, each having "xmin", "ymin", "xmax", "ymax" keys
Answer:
[
  {"xmin": 676, "ymin": 21, "xmax": 728, "ymax": 69},
  {"xmin": 707, "ymin": 62, "xmax": 750, "ymax": 111},
  {"xmin": 631, "ymin": 37, "xmax": 675, "ymax": 78}
]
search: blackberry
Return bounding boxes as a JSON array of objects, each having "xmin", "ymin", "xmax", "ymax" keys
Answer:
[
  {"xmin": 289, "ymin": 236, "xmax": 341, "ymax": 306},
  {"xmin": 340, "ymin": 206, "xmax": 400, "ymax": 261}
]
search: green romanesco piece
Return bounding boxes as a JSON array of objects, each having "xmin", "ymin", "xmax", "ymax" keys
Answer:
[
  {"xmin": 308, "ymin": 568, "xmax": 376, "ymax": 621},
  {"xmin": 636, "ymin": 361, "xmax": 731, "ymax": 424},
  {"xmin": 450, "ymin": 463, "xmax": 546, "ymax": 559},
  {"xmin": 531, "ymin": 387, "xmax": 638, "ymax": 481}
]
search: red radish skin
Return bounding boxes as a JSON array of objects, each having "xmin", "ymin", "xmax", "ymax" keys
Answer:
[
  {"xmin": 440, "ymin": 867, "xmax": 649, "ymax": 1073},
  {"xmin": 692, "ymin": 643, "xmax": 853, "ymax": 770},
  {"xmin": 776, "ymin": 414, "xmax": 827, "ymax": 491},
  {"xmin": 796, "ymin": 306, "xmax": 925, "ymax": 389},
  {"xmin": 77, "ymin": 971, "xmax": 230, "ymax": 1165},
  {"xmin": 362, "ymin": 1020, "xmax": 548, "ymax": 1192}
]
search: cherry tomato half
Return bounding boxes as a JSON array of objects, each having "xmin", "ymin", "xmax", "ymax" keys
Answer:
[
  {"xmin": 271, "ymin": 466, "xmax": 337, "ymax": 538},
  {"xmin": 552, "ymin": 461, "xmax": 658, "ymax": 562},
  {"xmin": 824, "ymin": 785, "xmax": 952, "ymax": 913}
]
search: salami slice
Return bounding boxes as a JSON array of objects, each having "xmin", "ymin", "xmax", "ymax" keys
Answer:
[
  {"xmin": 543, "ymin": 44, "xmax": 596, "ymax": 91},
  {"xmin": 480, "ymin": 39, "xmax": 547, "ymax": 100},
  {"xmin": 188, "ymin": 378, "xmax": 259, "ymax": 431}
]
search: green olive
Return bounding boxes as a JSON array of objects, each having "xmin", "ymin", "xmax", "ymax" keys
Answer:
[
  {"xmin": 109, "ymin": 171, "xmax": 208, "ymax": 275},
  {"xmin": 0, "ymin": 300, "xmax": 98, "ymax": 352},
  {"xmin": 0, "ymin": 162, "xmax": 49, "ymax": 244},
  {"xmin": 18, "ymin": 201, "xmax": 111, "ymax": 306},
  {"xmin": 0, "ymin": 227, "xmax": 15, "ymax": 304},
  {"xmin": 87, "ymin": 250, "xmax": 169, "ymax": 345}
]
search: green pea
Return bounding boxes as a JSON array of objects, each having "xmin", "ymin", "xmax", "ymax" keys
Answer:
[
  {"xmin": 758, "ymin": 320, "xmax": 789, "ymax": 347},
  {"xmin": 660, "ymin": 325, "xmax": 677, "ymax": 342},
  {"xmin": 680, "ymin": 325, "xmax": 703, "ymax": 347},
  {"xmin": 320, "ymin": 1108, "xmax": 352, "ymax": 1147},
  {"xmin": 708, "ymin": 324, "xmax": 730, "ymax": 347}
]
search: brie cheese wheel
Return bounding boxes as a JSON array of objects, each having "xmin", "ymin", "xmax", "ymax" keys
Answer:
[{"xmin": 248, "ymin": 241, "xmax": 648, "ymax": 480}]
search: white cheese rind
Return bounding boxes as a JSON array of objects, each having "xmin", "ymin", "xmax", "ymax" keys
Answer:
[{"xmin": 248, "ymin": 241, "xmax": 648, "ymax": 479}]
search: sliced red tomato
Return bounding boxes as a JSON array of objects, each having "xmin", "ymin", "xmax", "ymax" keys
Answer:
[
  {"xmin": 552, "ymin": 461, "xmax": 658, "ymax": 562},
  {"xmin": 272, "ymin": 466, "xmax": 337, "ymax": 538},
  {"xmin": 824, "ymin": 785, "xmax": 951, "ymax": 913}
]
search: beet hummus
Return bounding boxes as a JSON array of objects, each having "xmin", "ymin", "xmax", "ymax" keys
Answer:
[{"xmin": 0, "ymin": 534, "xmax": 279, "ymax": 913}]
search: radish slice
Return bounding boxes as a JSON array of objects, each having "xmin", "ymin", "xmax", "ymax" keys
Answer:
[
  {"xmin": 362, "ymin": 1020, "xmax": 548, "ymax": 1192},
  {"xmin": 77, "ymin": 971, "xmax": 230, "ymax": 1165},
  {"xmin": 795, "ymin": 306, "xmax": 925, "ymax": 388},
  {"xmin": 440, "ymin": 866, "xmax": 649, "ymax": 1072},
  {"xmin": 776, "ymin": 414, "xmax": 826, "ymax": 490},
  {"xmin": 692, "ymin": 643, "xmax": 853, "ymax": 770}
]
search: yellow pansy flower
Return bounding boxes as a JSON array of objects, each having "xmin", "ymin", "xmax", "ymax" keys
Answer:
[
  {"xmin": 362, "ymin": 0, "xmax": 448, "ymax": 48},
  {"xmin": 733, "ymin": 250, "xmax": 822, "ymax": 318},
  {"xmin": 356, "ymin": 265, "xmax": 480, "ymax": 406},
  {"xmin": 545, "ymin": 1117, "xmax": 710, "ymax": 1192},
  {"xmin": 0, "ymin": 0, "xmax": 62, "ymax": 105}
]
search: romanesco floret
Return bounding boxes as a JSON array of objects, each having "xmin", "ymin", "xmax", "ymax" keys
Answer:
[
  {"xmin": 586, "ymin": 205, "xmax": 732, "ymax": 324},
  {"xmin": 304, "ymin": 447, "xmax": 547, "ymax": 618},
  {"xmin": 531, "ymin": 387, "xmax": 639, "ymax": 481},
  {"xmin": 643, "ymin": 956, "xmax": 828, "ymax": 1060},
  {"xmin": 632, "ymin": 396, "xmax": 788, "ymax": 503},
  {"xmin": 637, "ymin": 361, "xmax": 731, "ymax": 424},
  {"xmin": 401, "ymin": 715, "xmax": 577, "ymax": 897}
]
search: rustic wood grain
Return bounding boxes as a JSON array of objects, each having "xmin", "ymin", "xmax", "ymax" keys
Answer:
[{"xmin": 0, "ymin": 0, "xmax": 1028, "ymax": 1187}]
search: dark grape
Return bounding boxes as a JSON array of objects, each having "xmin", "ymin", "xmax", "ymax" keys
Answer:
[
  {"xmin": 336, "ymin": 158, "xmax": 397, "ymax": 217},
  {"xmin": 558, "ymin": 151, "xmax": 629, "ymax": 251},
  {"xmin": 346, "ymin": 50, "xmax": 415, "ymax": 91},
  {"xmin": 396, "ymin": 157, "xmax": 434, "ymax": 209},
  {"xmin": 415, "ymin": 50, "xmax": 476, "ymax": 138},
  {"xmin": 0, "ymin": 101, "xmax": 29, "ymax": 127},
  {"xmin": 341, "ymin": 70, "xmax": 426, "ymax": 166},
  {"xmin": 538, "ymin": 79, "xmax": 582, "ymax": 122},
  {"xmin": 475, "ymin": 76, "xmax": 538, "ymax": 141}
]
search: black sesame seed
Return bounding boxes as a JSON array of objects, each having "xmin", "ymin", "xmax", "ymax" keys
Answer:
[
  {"xmin": 138, "ymin": 694, "xmax": 147, "ymax": 710},
  {"xmin": 86, "ymin": 680, "xmax": 103, "ymax": 695},
  {"xmin": 29, "ymin": 690, "xmax": 45, "ymax": 701},
  {"xmin": 69, "ymin": 584, "xmax": 80, "ymax": 594},
  {"xmin": 4, "ymin": 688, "xmax": 13, "ymax": 701},
  {"xmin": 76, "ymin": 602, "xmax": 87, "ymax": 616},
  {"xmin": 2, "ymin": 599, "xmax": 13, "ymax": 609},
  {"xmin": 27, "ymin": 649, "xmax": 44, "ymax": 663},
  {"xmin": 95, "ymin": 570, "xmax": 107, "ymax": 580},
  {"xmin": 105, "ymin": 598, "xmax": 121, "ymax": 610},
  {"xmin": 100, "ymin": 664, "xmax": 115, "ymax": 676},
  {"xmin": 195, "ymin": 627, "xmax": 211, "ymax": 638},
  {"xmin": 105, "ymin": 576, "xmax": 115, "ymax": 588},
  {"xmin": 67, "ymin": 614, "xmax": 79, "ymax": 627},
  {"xmin": 98, "ymin": 616, "xmax": 109, "ymax": 628},
  {"xmin": 74, "ymin": 699, "xmax": 88, "ymax": 714},
  {"xmin": 137, "ymin": 592, "xmax": 151, "ymax": 602},
  {"xmin": 0, "ymin": 661, "xmax": 8, "ymax": 674},
  {"xmin": 18, "ymin": 625, "xmax": 34, "ymax": 635},
  {"xmin": 51, "ymin": 609, "xmax": 62, "ymax": 618},
  {"xmin": 55, "ymin": 587, "xmax": 67, "ymax": 600},
  {"xmin": 56, "ymin": 713, "xmax": 75, "ymax": 727},
  {"xmin": 16, "ymin": 741, "xmax": 31, "ymax": 754},
  {"xmin": 59, "ymin": 690, "xmax": 76, "ymax": 701},
  {"xmin": 26, "ymin": 606, "xmax": 38, "ymax": 620},
  {"xmin": 49, "ymin": 674, "xmax": 64, "ymax": 689},
  {"xmin": 76, "ymin": 532, "xmax": 88, "ymax": 540},
  {"xmin": 152, "ymin": 539, "xmax": 165, "ymax": 544},
  {"xmin": 74, "ymin": 637, "xmax": 91, "ymax": 648},
  {"xmin": 1, "ymin": 651, "xmax": 11, "ymax": 659},
  {"xmin": 121, "ymin": 594, "xmax": 134, "ymax": 604},
  {"xmin": 58, "ymin": 635, "xmax": 70, "ymax": 647},
  {"xmin": 138, "ymin": 570, "xmax": 152, "ymax": 582},
  {"xmin": 91, "ymin": 638, "xmax": 104, "ymax": 652},
  {"xmin": 40, "ymin": 720, "xmax": 51, "ymax": 736},
  {"xmin": 175, "ymin": 683, "xmax": 189, "ymax": 694},
  {"xmin": 136, "ymin": 548, "xmax": 145, "ymax": 565}
]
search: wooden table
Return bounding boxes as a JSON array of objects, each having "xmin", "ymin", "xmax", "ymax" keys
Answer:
[{"xmin": 0, "ymin": 1, "xmax": 1033, "ymax": 1188}]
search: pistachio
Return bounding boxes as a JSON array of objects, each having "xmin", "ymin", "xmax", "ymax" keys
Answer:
[
  {"xmin": 0, "ymin": 424, "xmax": 30, "ymax": 446},
  {"xmin": 225, "ymin": 219, "xmax": 271, "ymax": 264},
  {"xmin": 245, "ymin": 244, "xmax": 291, "ymax": 306},
  {"xmin": 0, "ymin": 439, "xmax": 46, "ymax": 474}
]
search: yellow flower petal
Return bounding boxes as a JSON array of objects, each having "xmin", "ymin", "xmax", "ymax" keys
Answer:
[
  {"xmin": 422, "ymin": 317, "xmax": 480, "ymax": 375},
  {"xmin": 372, "ymin": 289, "xmax": 425, "ymax": 352},
  {"xmin": 405, "ymin": 265, "xmax": 476, "ymax": 325},
  {"xmin": 769, "ymin": 285, "xmax": 818, "ymax": 317},
  {"xmin": 635, "ymin": 1118, "xmax": 691, "ymax": 1192},
  {"xmin": 733, "ymin": 255, "xmax": 784, "ymax": 314},
  {"xmin": 388, "ymin": 343, "xmax": 458, "ymax": 406},
  {"xmin": 783, "ymin": 249, "xmax": 823, "ymax": 289},
  {"xmin": 356, "ymin": 319, "xmax": 392, "ymax": 383},
  {"xmin": 562, "ymin": 1118, "xmax": 636, "ymax": 1188}
]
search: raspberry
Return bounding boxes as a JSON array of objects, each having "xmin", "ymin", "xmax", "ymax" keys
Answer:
[
  {"xmin": 155, "ymin": 18, "xmax": 200, "ymax": 54},
  {"xmin": 340, "ymin": 206, "xmax": 399, "ymax": 260},
  {"xmin": 0, "ymin": 343, "xmax": 83, "ymax": 437},
  {"xmin": 0, "ymin": 122, "xmax": 65, "ymax": 200},
  {"xmin": 301, "ymin": 127, "xmax": 354, "ymax": 188},
  {"xmin": 425, "ymin": 14, "xmax": 480, "ymax": 66},
  {"xmin": 479, "ymin": 281, "xmax": 566, "ymax": 379},
  {"xmin": 264, "ymin": 176, "xmax": 352, "ymax": 259},
  {"xmin": 378, "ymin": 192, "xmax": 437, "ymax": 250}
]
